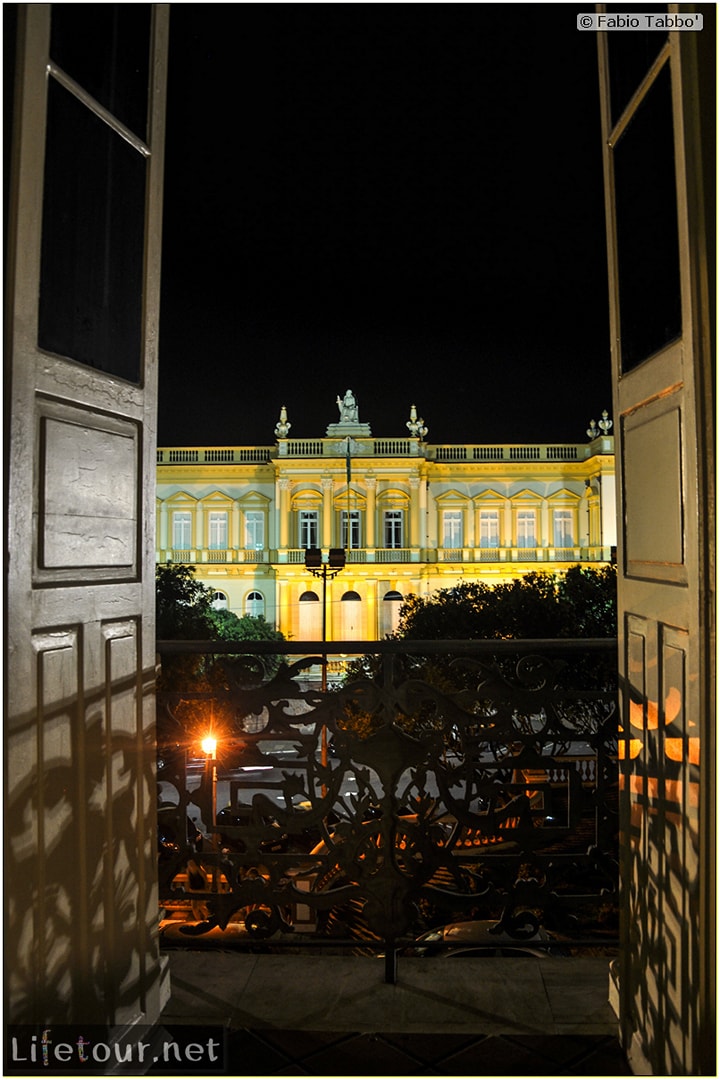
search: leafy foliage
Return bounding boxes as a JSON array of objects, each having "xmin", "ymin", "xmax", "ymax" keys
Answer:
[
  {"xmin": 155, "ymin": 564, "xmax": 286, "ymax": 745},
  {"xmin": 341, "ymin": 567, "xmax": 618, "ymax": 737},
  {"xmin": 156, "ymin": 562, "xmax": 216, "ymax": 640},
  {"xmin": 393, "ymin": 566, "xmax": 617, "ymax": 641}
]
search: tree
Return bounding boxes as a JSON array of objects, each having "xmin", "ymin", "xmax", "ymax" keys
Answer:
[
  {"xmin": 156, "ymin": 562, "xmax": 215, "ymax": 640},
  {"xmin": 208, "ymin": 607, "xmax": 285, "ymax": 684},
  {"xmin": 341, "ymin": 567, "xmax": 617, "ymax": 737},
  {"xmin": 392, "ymin": 567, "xmax": 617, "ymax": 642},
  {"xmin": 155, "ymin": 564, "xmax": 286, "ymax": 745}
]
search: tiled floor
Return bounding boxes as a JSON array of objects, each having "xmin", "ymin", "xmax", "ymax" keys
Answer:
[
  {"xmin": 159, "ymin": 950, "xmax": 632, "ymax": 1075},
  {"xmin": 220, "ymin": 1029, "xmax": 632, "ymax": 1075}
]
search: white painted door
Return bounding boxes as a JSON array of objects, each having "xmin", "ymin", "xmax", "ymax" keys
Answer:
[
  {"xmin": 6, "ymin": 5, "xmax": 170, "ymax": 1026},
  {"xmin": 597, "ymin": 17, "xmax": 715, "ymax": 1075}
]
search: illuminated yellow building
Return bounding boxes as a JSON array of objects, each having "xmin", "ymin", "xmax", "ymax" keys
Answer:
[{"xmin": 156, "ymin": 393, "xmax": 615, "ymax": 642}]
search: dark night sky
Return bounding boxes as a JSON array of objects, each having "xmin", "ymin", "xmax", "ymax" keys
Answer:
[{"xmin": 157, "ymin": 4, "xmax": 613, "ymax": 448}]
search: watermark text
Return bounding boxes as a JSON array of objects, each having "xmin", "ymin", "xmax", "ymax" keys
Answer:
[
  {"xmin": 578, "ymin": 12, "xmax": 703, "ymax": 31},
  {"xmin": 6, "ymin": 1026, "xmax": 225, "ymax": 1075}
]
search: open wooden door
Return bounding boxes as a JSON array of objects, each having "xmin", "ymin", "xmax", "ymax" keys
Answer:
[
  {"xmin": 5, "ymin": 5, "xmax": 170, "ymax": 1026},
  {"xmin": 597, "ymin": 8, "xmax": 715, "ymax": 1073}
]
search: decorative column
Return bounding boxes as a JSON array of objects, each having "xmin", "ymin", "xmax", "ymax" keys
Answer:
[
  {"xmin": 322, "ymin": 475, "xmax": 333, "ymax": 548},
  {"xmin": 466, "ymin": 499, "xmax": 476, "ymax": 550},
  {"xmin": 195, "ymin": 502, "xmax": 204, "ymax": 552},
  {"xmin": 365, "ymin": 474, "xmax": 376, "ymax": 549},
  {"xmin": 159, "ymin": 501, "xmax": 168, "ymax": 553},
  {"xmin": 365, "ymin": 578, "xmax": 377, "ymax": 639},
  {"xmin": 600, "ymin": 472, "xmax": 616, "ymax": 553},
  {"xmin": 541, "ymin": 499, "xmax": 549, "ymax": 550},
  {"xmin": 410, "ymin": 475, "xmax": 421, "ymax": 550},
  {"xmin": 278, "ymin": 478, "xmax": 290, "ymax": 551},
  {"xmin": 276, "ymin": 579, "xmax": 289, "ymax": 639},
  {"xmin": 418, "ymin": 475, "xmax": 428, "ymax": 551},
  {"xmin": 232, "ymin": 500, "xmax": 241, "ymax": 555}
]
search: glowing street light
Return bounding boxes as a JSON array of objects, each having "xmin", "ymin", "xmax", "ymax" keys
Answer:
[{"xmin": 201, "ymin": 735, "xmax": 217, "ymax": 759}]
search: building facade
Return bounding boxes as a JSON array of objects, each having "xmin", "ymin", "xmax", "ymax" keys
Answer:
[{"xmin": 156, "ymin": 394, "xmax": 616, "ymax": 642}]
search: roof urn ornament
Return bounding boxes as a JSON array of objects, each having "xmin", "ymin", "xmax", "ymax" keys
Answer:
[
  {"xmin": 407, "ymin": 404, "xmax": 428, "ymax": 440},
  {"xmin": 587, "ymin": 410, "xmax": 613, "ymax": 440},
  {"xmin": 275, "ymin": 405, "xmax": 291, "ymax": 438}
]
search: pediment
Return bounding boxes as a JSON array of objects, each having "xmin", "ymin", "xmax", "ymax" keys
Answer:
[
  {"xmin": 164, "ymin": 490, "xmax": 198, "ymax": 505},
  {"xmin": 435, "ymin": 489, "xmax": 469, "ymax": 505},
  {"xmin": 334, "ymin": 486, "xmax": 367, "ymax": 510},
  {"xmin": 237, "ymin": 490, "xmax": 271, "ymax": 507},
  {"xmin": 472, "ymin": 488, "xmax": 505, "ymax": 504}
]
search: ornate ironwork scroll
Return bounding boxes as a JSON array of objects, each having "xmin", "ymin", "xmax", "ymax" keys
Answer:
[{"xmin": 156, "ymin": 639, "xmax": 618, "ymax": 981}]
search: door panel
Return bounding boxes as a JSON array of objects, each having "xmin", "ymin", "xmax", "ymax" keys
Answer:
[
  {"xmin": 597, "ymin": 12, "xmax": 714, "ymax": 1074},
  {"xmin": 6, "ymin": 5, "xmax": 169, "ymax": 1026}
]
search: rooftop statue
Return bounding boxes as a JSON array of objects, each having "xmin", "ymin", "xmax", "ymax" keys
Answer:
[
  {"xmin": 327, "ymin": 389, "xmax": 372, "ymax": 437},
  {"xmin": 337, "ymin": 389, "xmax": 359, "ymax": 424}
]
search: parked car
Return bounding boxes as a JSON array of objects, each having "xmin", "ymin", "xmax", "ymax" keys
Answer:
[
  {"xmin": 215, "ymin": 805, "xmax": 289, "ymax": 854},
  {"xmin": 410, "ymin": 919, "xmax": 559, "ymax": 958},
  {"xmin": 157, "ymin": 802, "xmax": 205, "ymax": 859}
]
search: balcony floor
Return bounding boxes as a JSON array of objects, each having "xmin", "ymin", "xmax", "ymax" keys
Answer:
[{"xmin": 159, "ymin": 950, "xmax": 631, "ymax": 1074}]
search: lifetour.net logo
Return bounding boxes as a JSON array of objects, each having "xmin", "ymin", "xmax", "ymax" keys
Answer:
[{"xmin": 6, "ymin": 1026, "xmax": 226, "ymax": 1076}]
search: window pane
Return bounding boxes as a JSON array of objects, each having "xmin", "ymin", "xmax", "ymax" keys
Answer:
[
  {"xmin": 480, "ymin": 510, "xmax": 499, "ymax": 548},
  {"xmin": 553, "ymin": 509, "xmax": 574, "ymax": 546},
  {"xmin": 517, "ymin": 511, "xmax": 536, "ymax": 547},
  {"xmin": 604, "ymin": 4, "xmax": 668, "ymax": 125},
  {"xmin": 50, "ymin": 4, "xmax": 151, "ymax": 139},
  {"xmin": 384, "ymin": 511, "xmax": 403, "ymax": 548},
  {"xmin": 613, "ymin": 63, "xmax": 681, "ymax": 371},
  {"xmin": 208, "ymin": 512, "xmax": 227, "ymax": 549},
  {"xmin": 39, "ymin": 79, "xmax": 146, "ymax": 382},
  {"xmin": 245, "ymin": 511, "xmax": 264, "ymax": 549},
  {"xmin": 299, "ymin": 511, "xmax": 318, "ymax": 549},
  {"xmin": 245, "ymin": 591, "xmax": 264, "ymax": 617},
  {"xmin": 172, "ymin": 512, "xmax": 191, "ymax": 548},
  {"xmin": 342, "ymin": 511, "xmax": 360, "ymax": 549},
  {"xmin": 443, "ymin": 511, "xmax": 462, "ymax": 547}
]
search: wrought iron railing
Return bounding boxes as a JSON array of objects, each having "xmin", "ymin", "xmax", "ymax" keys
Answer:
[{"xmin": 156, "ymin": 638, "xmax": 618, "ymax": 982}]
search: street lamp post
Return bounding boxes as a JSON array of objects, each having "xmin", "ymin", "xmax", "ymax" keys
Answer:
[
  {"xmin": 304, "ymin": 546, "xmax": 346, "ymax": 690},
  {"xmin": 304, "ymin": 547, "xmax": 345, "ymax": 776},
  {"xmin": 201, "ymin": 733, "xmax": 219, "ymax": 891}
]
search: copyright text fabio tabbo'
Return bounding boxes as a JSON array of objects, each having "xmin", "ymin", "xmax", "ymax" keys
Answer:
[
  {"xmin": 577, "ymin": 12, "xmax": 704, "ymax": 30},
  {"xmin": 6, "ymin": 1026, "xmax": 226, "ymax": 1075}
]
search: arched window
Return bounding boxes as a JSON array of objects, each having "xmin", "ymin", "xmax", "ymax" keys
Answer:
[
  {"xmin": 381, "ymin": 590, "xmax": 403, "ymax": 636},
  {"xmin": 340, "ymin": 590, "xmax": 362, "ymax": 638},
  {"xmin": 245, "ymin": 590, "xmax": 264, "ymax": 618},
  {"xmin": 211, "ymin": 590, "xmax": 228, "ymax": 610},
  {"xmin": 299, "ymin": 590, "xmax": 321, "ymax": 640}
]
